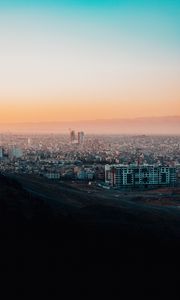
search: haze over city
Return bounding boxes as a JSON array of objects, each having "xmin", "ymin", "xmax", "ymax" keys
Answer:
[
  {"xmin": 1, "ymin": 1, "xmax": 180, "ymax": 293},
  {"xmin": 0, "ymin": 0, "xmax": 180, "ymax": 132}
]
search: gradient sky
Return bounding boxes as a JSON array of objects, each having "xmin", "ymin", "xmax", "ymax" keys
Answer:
[{"xmin": 0, "ymin": 0, "xmax": 180, "ymax": 122}]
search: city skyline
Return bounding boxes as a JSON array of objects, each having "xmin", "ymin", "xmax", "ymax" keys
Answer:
[{"xmin": 0, "ymin": 0, "xmax": 180, "ymax": 126}]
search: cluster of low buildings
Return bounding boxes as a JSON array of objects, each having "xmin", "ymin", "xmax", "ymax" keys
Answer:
[{"xmin": 0, "ymin": 133, "xmax": 179, "ymax": 189}]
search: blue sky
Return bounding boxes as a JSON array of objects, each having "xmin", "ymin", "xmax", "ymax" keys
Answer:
[
  {"xmin": 0, "ymin": 0, "xmax": 179, "ymax": 122},
  {"xmin": 0, "ymin": 0, "xmax": 179, "ymax": 47},
  {"xmin": 0, "ymin": 0, "xmax": 179, "ymax": 11}
]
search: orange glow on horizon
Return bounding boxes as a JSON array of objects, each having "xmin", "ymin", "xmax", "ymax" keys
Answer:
[
  {"xmin": 0, "ymin": 97, "xmax": 179, "ymax": 123},
  {"xmin": 0, "ymin": 4, "xmax": 180, "ymax": 127}
]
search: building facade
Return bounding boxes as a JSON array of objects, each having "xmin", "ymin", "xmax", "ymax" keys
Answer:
[
  {"xmin": 105, "ymin": 164, "xmax": 176, "ymax": 188},
  {"xmin": 9, "ymin": 147, "xmax": 23, "ymax": 159},
  {"xmin": 0, "ymin": 147, "xmax": 4, "ymax": 159},
  {"xmin": 78, "ymin": 131, "xmax": 85, "ymax": 145},
  {"xmin": 70, "ymin": 130, "xmax": 76, "ymax": 143}
]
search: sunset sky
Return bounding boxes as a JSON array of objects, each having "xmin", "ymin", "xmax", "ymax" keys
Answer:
[{"xmin": 0, "ymin": 0, "xmax": 180, "ymax": 123}]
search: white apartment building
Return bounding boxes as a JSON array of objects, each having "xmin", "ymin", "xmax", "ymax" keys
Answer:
[{"xmin": 105, "ymin": 164, "xmax": 176, "ymax": 188}]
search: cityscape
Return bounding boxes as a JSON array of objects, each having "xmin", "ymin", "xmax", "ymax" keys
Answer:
[
  {"xmin": 0, "ymin": 0, "xmax": 180, "ymax": 295},
  {"xmin": 0, "ymin": 132, "xmax": 179, "ymax": 186}
]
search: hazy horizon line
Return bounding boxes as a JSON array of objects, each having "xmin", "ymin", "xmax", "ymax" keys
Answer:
[{"xmin": 0, "ymin": 115, "xmax": 180, "ymax": 125}]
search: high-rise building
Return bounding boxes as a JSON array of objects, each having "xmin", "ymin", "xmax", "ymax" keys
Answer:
[
  {"xmin": 27, "ymin": 138, "xmax": 31, "ymax": 147},
  {"xmin": 9, "ymin": 147, "xmax": 23, "ymax": 159},
  {"xmin": 78, "ymin": 131, "xmax": 85, "ymax": 144},
  {"xmin": 0, "ymin": 147, "xmax": 4, "ymax": 159},
  {"xmin": 70, "ymin": 130, "xmax": 76, "ymax": 143}
]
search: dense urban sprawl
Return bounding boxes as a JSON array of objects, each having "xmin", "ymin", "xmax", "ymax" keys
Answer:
[{"xmin": 0, "ymin": 133, "xmax": 180, "ymax": 186}]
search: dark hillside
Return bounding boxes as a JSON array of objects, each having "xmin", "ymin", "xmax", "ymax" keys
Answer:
[{"xmin": 0, "ymin": 174, "xmax": 180, "ymax": 297}]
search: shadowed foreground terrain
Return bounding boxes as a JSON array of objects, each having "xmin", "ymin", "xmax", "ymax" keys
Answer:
[{"xmin": 1, "ymin": 174, "xmax": 180, "ymax": 296}]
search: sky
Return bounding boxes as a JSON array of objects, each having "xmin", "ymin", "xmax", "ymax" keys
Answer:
[{"xmin": 0, "ymin": 0, "xmax": 180, "ymax": 123}]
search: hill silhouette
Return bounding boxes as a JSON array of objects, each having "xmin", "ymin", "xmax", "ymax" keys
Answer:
[{"xmin": 1, "ymin": 173, "xmax": 180, "ymax": 276}]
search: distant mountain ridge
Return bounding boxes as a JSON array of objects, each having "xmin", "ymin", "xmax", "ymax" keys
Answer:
[{"xmin": 0, "ymin": 116, "xmax": 179, "ymax": 134}]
